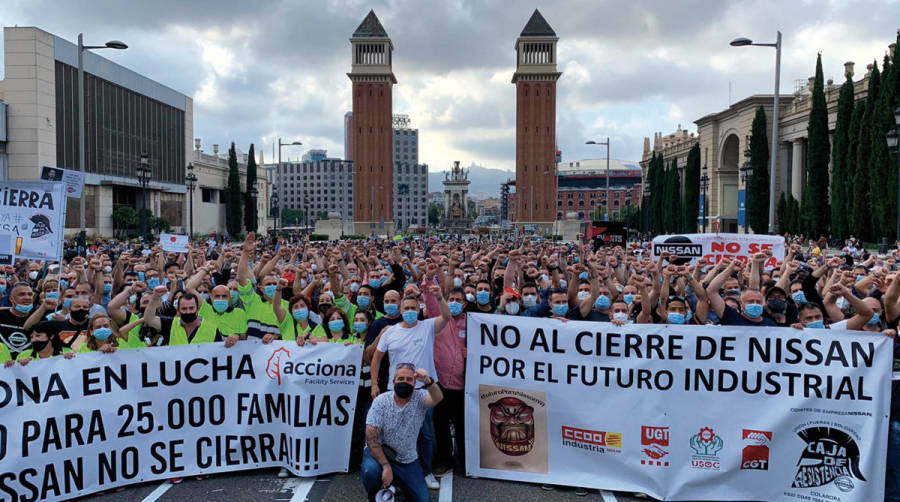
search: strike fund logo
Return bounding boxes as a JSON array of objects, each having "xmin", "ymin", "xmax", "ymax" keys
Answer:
[
  {"xmin": 741, "ymin": 429, "xmax": 772, "ymax": 470},
  {"xmin": 791, "ymin": 427, "xmax": 866, "ymax": 492},
  {"xmin": 640, "ymin": 426, "xmax": 669, "ymax": 467},
  {"xmin": 690, "ymin": 427, "xmax": 724, "ymax": 470}
]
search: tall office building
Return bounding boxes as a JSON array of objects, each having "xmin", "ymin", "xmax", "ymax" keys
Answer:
[
  {"xmin": 276, "ymin": 151, "xmax": 354, "ymax": 227},
  {"xmin": 392, "ymin": 114, "xmax": 427, "ymax": 230},
  {"xmin": 512, "ymin": 9, "xmax": 561, "ymax": 231},
  {"xmin": 348, "ymin": 10, "xmax": 396, "ymax": 235}
]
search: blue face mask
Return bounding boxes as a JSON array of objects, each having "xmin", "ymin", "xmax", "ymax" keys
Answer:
[
  {"xmin": 212, "ymin": 299, "xmax": 229, "ymax": 313},
  {"xmin": 147, "ymin": 277, "xmax": 160, "ymax": 289},
  {"xmin": 791, "ymin": 291, "xmax": 807, "ymax": 305},
  {"xmin": 384, "ymin": 303, "xmax": 399, "ymax": 316},
  {"xmin": 353, "ymin": 321, "xmax": 368, "ymax": 334},
  {"xmin": 381, "ymin": 275, "xmax": 389, "ymax": 283},
  {"xmin": 594, "ymin": 295, "xmax": 611, "ymax": 310},
  {"xmin": 103, "ymin": 283, "xmax": 113, "ymax": 294},
  {"xmin": 448, "ymin": 301, "xmax": 463, "ymax": 316},
  {"xmin": 293, "ymin": 308, "xmax": 309, "ymax": 321},
  {"xmin": 856, "ymin": 275, "xmax": 866, "ymax": 283},
  {"xmin": 0, "ymin": 284, "xmax": 6, "ymax": 295},
  {"xmin": 552, "ymin": 304, "xmax": 569, "ymax": 316},
  {"xmin": 264, "ymin": 285, "xmax": 278, "ymax": 298},
  {"xmin": 501, "ymin": 258, "xmax": 509, "ymax": 266},
  {"xmin": 744, "ymin": 303, "xmax": 764, "ymax": 318},
  {"xmin": 93, "ymin": 327, "xmax": 113, "ymax": 341},
  {"xmin": 328, "ymin": 319, "xmax": 345, "ymax": 332},
  {"xmin": 476, "ymin": 290, "xmax": 491, "ymax": 305},
  {"xmin": 623, "ymin": 293, "xmax": 635, "ymax": 306},
  {"xmin": 357, "ymin": 295, "xmax": 371, "ymax": 308},
  {"xmin": 368, "ymin": 278, "xmax": 382, "ymax": 289},
  {"xmin": 806, "ymin": 320, "xmax": 825, "ymax": 329},
  {"xmin": 579, "ymin": 272, "xmax": 589, "ymax": 280},
  {"xmin": 867, "ymin": 313, "xmax": 881, "ymax": 326},
  {"xmin": 14, "ymin": 304, "xmax": 32, "ymax": 314},
  {"xmin": 137, "ymin": 271, "xmax": 145, "ymax": 282},
  {"xmin": 231, "ymin": 290, "xmax": 240, "ymax": 303},
  {"xmin": 59, "ymin": 280, "xmax": 68, "ymax": 290},
  {"xmin": 63, "ymin": 298, "xmax": 73, "ymax": 309},
  {"xmin": 667, "ymin": 312, "xmax": 686, "ymax": 324},
  {"xmin": 402, "ymin": 310, "xmax": 419, "ymax": 325},
  {"xmin": 46, "ymin": 291, "xmax": 59, "ymax": 300}
]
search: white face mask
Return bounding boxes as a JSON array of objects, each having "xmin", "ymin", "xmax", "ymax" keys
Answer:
[
  {"xmin": 559, "ymin": 279, "xmax": 568, "ymax": 289},
  {"xmin": 522, "ymin": 294, "xmax": 538, "ymax": 308},
  {"xmin": 505, "ymin": 302, "xmax": 520, "ymax": 315},
  {"xmin": 465, "ymin": 293, "xmax": 475, "ymax": 303},
  {"xmin": 28, "ymin": 271, "xmax": 38, "ymax": 280},
  {"xmin": 613, "ymin": 312, "xmax": 630, "ymax": 323},
  {"xmin": 577, "ymin": 291, "xmax": 590, "ymax": 301},
  {"xmin": 453, "ymin": 277, "xmax": 463, "ymax": 287}
]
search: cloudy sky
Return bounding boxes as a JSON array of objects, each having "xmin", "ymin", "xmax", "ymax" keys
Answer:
[{"xmin": 3, "ymin": 0, "xmax": 899, "ymax": 173}]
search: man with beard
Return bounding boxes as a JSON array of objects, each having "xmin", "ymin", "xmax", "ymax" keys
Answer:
[{"xmin": 0, "ymin": 282, "xmax": 36, "ymax": 358}]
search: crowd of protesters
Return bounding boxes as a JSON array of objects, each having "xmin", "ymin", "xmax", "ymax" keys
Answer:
[{"xmin": 0, "ymin": 231, "xmax": 897, "ymax": 501}]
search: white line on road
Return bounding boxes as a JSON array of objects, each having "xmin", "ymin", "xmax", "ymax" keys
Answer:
[
  {"xmin": 599, "ymin": 490, "xmax": 617, "ymax": 502},
  {"xmin": 141, "ymin": 481, "xmax": 174, "ymax": 502},
  {"xmin": 438, "ymin": 472, "xmax": 453, "ymax": 502},
  {"xmin": 284, "ymin": 477, "xmax": 317, "ymax": 502}
]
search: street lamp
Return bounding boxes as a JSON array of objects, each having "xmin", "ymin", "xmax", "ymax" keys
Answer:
[
  {"xmin": 731, "ymin": 31, "xmax": 781, "ymax": 234},
  {"xmin": 278, "ymin": 138, "xmax": 303, "ymax": 165},
  {"xmin": 78, "ymin": 33, "xmax": 127, "ymax": 236},
  {"xmin": 185, "ymin": 163, "xmax": 197, "ymax": 237},
  {"xmin": 271, "ymin": 187, "xmax": 280, "ymax": 235},
  {"xmin": 700, "ymin": 164, "xmax": 710, "ymax": 233},
  {"xmin": 136, "ymin": 153, "xmax": 151, "ymax": 242},
  {"xmin": 740, "ymin": 143, "xmax": 752, "ymax": 233},
  {"xmin": 586, "ymin": 139, "xmax": 611, "ymax": 221},
  {"xmin": 249, "ymin": 184, "xmax": 259, "ymax": 232},
  {"xmin": 886, "ymin": 106, "xmax": 900, "ymax": 239},
  {"xmin": 303, "ymin": 196, "xmax": 310, "ymax": 235}
]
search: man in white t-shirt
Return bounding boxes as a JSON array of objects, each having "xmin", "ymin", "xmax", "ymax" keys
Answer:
[{"xmin": 370, "ymin": 285, "xmax": 450, "ymax": 490}]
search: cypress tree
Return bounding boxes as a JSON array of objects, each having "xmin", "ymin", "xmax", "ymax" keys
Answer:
[
  {"xmin": 666, "ymin": 159, "xmax": 682, "ymax": 233},
  {"xmin": 789, "ymin": 195, "xmax": 801, "ymax": 235},
  {"xmin": 748, "ymin": 107, "xmax": 770, "ymax": 233},
  {"xmin": 883, "ymin": 35, "xmax": 900, "ymax": 238},
  {"xmin": 830, "ymin": 73, "xmax": 855, "ymax": 239},
  {"xmin": 801, "ymin": 53, "xmax": 831, "ymax": 238},
  {"xmin": 852, "ymin": 99, "xmax": 872, "ymax": 242},
  {"xmin": 683, "ymin": 143, "xmax": 701, "ymax": 232},
  {"xmin": 876, "ymin": 48, "xmax": 899, "ymax": 240},
  {"xmin": 648, "ymin": 152, "xmax": 664, "ymax": 234},
  {"xmin": 866, "ymin": 62, "xmax": 887, "ymax": 234},
  {"xmin": 845, "ymin": 100, "xmax": 864, "ymax": 236},
  {"xmin": 225, "ymin": 142, "xmax": 243, "ymax": 236},
  {"xmin": 777, "ymin": 191, "xmax": 788, "ymax": 234},
  {"xmin": 244, "ymin": 144, "xmax": 258, "ymax": 233}
]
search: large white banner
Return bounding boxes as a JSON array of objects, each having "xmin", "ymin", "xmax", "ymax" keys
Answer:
[
  {"xmin": 464, "ymin": 313, "xmax": 891, "ymax": 502},
  {"xmin": 0, "ymin": 341, "xmax": 361, "ymax": 501},
  {"xmin": 0, "ymin": 180, "xmax": 66, "ymax": 261},
  {"xmin": 652, "ymin": 233, "xmax": 785, "ymax": 268}
]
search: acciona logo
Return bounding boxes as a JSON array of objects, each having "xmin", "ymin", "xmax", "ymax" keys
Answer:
[
  {"xmin": 264, "ymin": 347, "xmax": 358, "ymax": 386},
  {"xmin": 265, "ymin": 347, "xmax": 291, "ymax": 385}
]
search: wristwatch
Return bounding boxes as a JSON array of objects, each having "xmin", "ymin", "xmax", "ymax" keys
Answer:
[{"xmin": 424, "ymin": 377, "xmax": 435, "ymax": 387}]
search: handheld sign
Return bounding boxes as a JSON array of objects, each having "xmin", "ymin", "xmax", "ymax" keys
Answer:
[
  {"xmin": 160, "ymin": 233, "xmax": 189, "ymax": 253},
  {"xmin": 0, "ymin": 181, "xmax": 65, "ymax": 261},
  {"xmin": 40, "ymin": 166, "xmax": 85, "ymax": 198}
]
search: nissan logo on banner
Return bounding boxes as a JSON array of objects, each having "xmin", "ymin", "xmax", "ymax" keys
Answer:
[{"xmin": 652, "ymin": 236, "xmax": 702, "ymax": 265}]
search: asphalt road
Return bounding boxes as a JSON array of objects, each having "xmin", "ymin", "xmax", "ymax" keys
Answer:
[{"xmin": 80, "ymin": 467, "xmax": 668, "ymax": 502}]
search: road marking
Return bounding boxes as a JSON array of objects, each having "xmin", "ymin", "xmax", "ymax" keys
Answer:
[
  {"xmin": 284, "ymin": 477, "xmax": 316, "ymax": 502},
  {"xmin": 438, "ymin": 472, "xmax": 453, "ymax": 502},
  {"xmin": 141, "ymin": 481, "xmax": 173, "ymax": 502},
  {"xmin": 599, "ymin": 490, "xmax": 617, "ymax": 502}
]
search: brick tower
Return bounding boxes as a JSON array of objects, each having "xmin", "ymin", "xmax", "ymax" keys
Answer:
[
  {"xmin": 348, "ymin": 10, "xmax": 396, "ymax": 235},
  {"xmin": 512, "ymin": 9, "xmax": 561, "ymax": 232}
]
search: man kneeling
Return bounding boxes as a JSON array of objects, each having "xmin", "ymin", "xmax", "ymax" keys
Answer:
[{"xmin": 362, "ymin": 363, "xmax": 443, "ymax": 502}]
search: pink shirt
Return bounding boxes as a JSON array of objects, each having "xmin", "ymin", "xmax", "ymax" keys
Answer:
[{"xmin": 424, "ymin": 279, "xmax": 466, "ymax": 390}]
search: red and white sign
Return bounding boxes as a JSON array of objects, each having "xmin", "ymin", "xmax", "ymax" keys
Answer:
[
  {"xmin": 640, "ymin": 426, "xmax": 670, "ymax": 467},
  {"xmin": 160, "ymin": 233, "xmax": 189, "ymax": 253},
  {"xmin": 651, "ymin": 233, "xmax": 785, "ymax": 268}
]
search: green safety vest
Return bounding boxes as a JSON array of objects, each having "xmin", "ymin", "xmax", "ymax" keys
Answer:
[
  {"xmin": 239, "ymin": 282, "xmax": 290, "ymax": 339},
  {"xmin": 119, "ymin": 312, "xmax": 148, "ymax": 349},
  {"xmin": 280, "ymin": 319, "xmax": 314, "ymax": 342},
  {"xmin": 199, "ymin": 302, "xmax": 248, "ymax": 336},
  {"xmin": 168, "ymin": 317, "xmax": 218, "ymax": 346},
  {"xmin": 0, "ymin": 343, "xmax": 10, "ymax": 363}
]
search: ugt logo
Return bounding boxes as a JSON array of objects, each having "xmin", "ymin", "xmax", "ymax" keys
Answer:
[{"xmin": 265, "ymin": 347, "xmax": 291, "ymax": 385}]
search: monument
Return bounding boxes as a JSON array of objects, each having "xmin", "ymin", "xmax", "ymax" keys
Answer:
[{"xmin": 442, "ymin": 161, "xmax": 473, "ymax": 230}]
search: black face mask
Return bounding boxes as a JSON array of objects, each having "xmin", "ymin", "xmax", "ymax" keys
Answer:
[
  {"xmin": 319, "ymin": 303, "xmax": 333, "ymax": 314},
  {"xmin": 32, "ymin": 338, "xmax": 50, "ymax": 352},
  {"xmin": 394, "ymin": 382, "xmax": 414, "ymax": 399},
  {"xmin": 70, "ymin": 309, "xmax": 89, "ymax": 322},
  {"xmin": 180, "ymin": 312, "xmax": 198, "ymax": 323},
  {"xmin": 767, "ymin": 299, "xmax": 787, "ymax": 314}
]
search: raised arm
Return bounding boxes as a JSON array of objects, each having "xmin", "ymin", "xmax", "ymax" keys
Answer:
[
  {"xmin": 273, "ymin": 278, "xmax": 289, "ymax": 325},
  {"xmin": 706, "ymin": 260, "xmax": 739, "ymax": 318},
  {"xmin": 430, "ymin": 284, "xmax": 451, "ymax": 333},
  {"xmin": 143, "ymin": 285, "xmax": 169, "ymax": 331},
  {"xmin": 237, "ymin": 232, "xmax": 256, "ymax": 287}
]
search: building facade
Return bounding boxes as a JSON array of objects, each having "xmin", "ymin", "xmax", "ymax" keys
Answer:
[
  {"xmin": 0, "ymin": 26, "xmax": 193, "ymax": 237},
  {"xmin": 391, "ymin": 114, "xmax": 426, "ymax": 230},
  {"xmin": 275, "ymin": 154, "xmax": 354, "ymax": 226},
  {"xmin": 187, "ymin": 140, "xmax": 269, "ymax": 236},
  {"xmin": 348, "ymin": 10, "xmax": 396, "ymax": 235},
  {"xmin": 512, "ymin": 9, "xmax": 561, "ymax": 231},
  {"xmin": 556, "ymin": 159, "xmax": 643, "ymax": 221}
]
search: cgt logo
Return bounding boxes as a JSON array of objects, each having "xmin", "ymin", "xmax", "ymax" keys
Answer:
[
  {"xmin": 741, "ymin": 429, "xmax": 772, "ymax": 470},
  {"xmin": 265, "ymin": 347, "xmax": 291, "ymax": 385},
  {"xmin": 640, "ymin": 426, "xmax": 669, "ymax": 467},
  {"xmin": 562, "ymin": 426, "xmax": 622, "ymax": 448}
]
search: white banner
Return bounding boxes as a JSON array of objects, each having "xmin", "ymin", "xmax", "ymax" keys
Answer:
[
  {"xmin": 652, "ymin": 233, "xmax": 785, "ymax": 268},
  {"xmin": 464, "ymin": 313, "xmax": 891, "ymax": 502},
  {"xmin": 160, "ymin": 233, "xmax": 189, "ymax": 253},
  {"xmin": 0, "ymin": 181, "xmax": 65, "ymax": 262},
  {"xmin": 40, "ymin": 166, "xmax": 85, "ymax": 198},
  {"xmin": 0, "ymin": 341, "xmax": 361, "ymax": 501}
]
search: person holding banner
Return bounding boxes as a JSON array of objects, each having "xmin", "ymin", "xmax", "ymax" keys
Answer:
[
  {"xmin": 185, "ymin": 264, "xmax": 248, "ymax": 343},
  {"xmin": 77, "ymin": 314, "xmax": 118, "ymax": 353},
  {"xmin": 143, "ymin": 287, "xmax": 225, "ymax": 346},
  {"xmin": 0, "ymin": 282, "xmax": 36, "ymax": 360},
  {"xmin": 15, "ymin": 322, "xmax": 74, "ymax": 364},
  {"xmin": 236, "ymin": 233, "xmax": 286, "ymax": 342},
  {"xmin": 273, "ymin": 287, "xmax": 318, "ymax": 343},
  {"xmin": 362, "ymin": 364, "xmax": 443, "ymax": 502}
]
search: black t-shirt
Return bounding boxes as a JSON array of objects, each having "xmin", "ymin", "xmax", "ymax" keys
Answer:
[
  {"xmin": 365, "ymin": 315, "xmax": 403, "ymax": 392},
  {"xmin": 566, "ymin": 307, "xmax": 610, "ymax": 322},
  {"xmin": 720, "ymin": 305, "xmax": 777, "ymax": 327},
  {"xmin": 0, "ymin": 308, "xmax": 31, "ymax": 358},
  {"xmin": 36, "ymin": 319, "xmax": 90, "ymax": 349}
]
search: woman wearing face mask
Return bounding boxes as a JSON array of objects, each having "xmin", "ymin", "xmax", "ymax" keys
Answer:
[
  {"xmin": 308, "ymin": 308, "xmax": 358, "ymax": 345},
  {"xmin": 273, "ymin": 294, "xmax": 318, "ymax": 344},
  {"xmin": 15, "ymin": 324, "xmax": 74, "ymax": 365},
  {"xmin": 77, "ymin": 314, "xmax": 119, "ymax": 354}
]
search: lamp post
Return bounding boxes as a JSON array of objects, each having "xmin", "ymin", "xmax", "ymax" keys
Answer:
[
  {"xmin": 77, "ymin": 34, "xmax": 127, "ymax": 236},
  {"xmin": 185, "ymin": 163, "xmax": 197, "ymax": 237},
  {"xmin": 886, "ymin": 106, "xmax": 900, "ymax": 239},
  {"xmin": 136, "ymin": 153, "xmax": 151, "ymax": 242},
  {"xmin": 731, "ymin": 31, "xmax": 781, "ymax": 234},
  {"xmin": 586, "ymin": 139, "xmax": 611, "ymax": 221},
  {"xmin": 271, "ymin": 188, "xmax": 279, "ymax": 235},
  {"xmin": 700, "ymin": 165, "xmax": 710, "ymax": 233},
  {"xmin": 278, "ymin": 138, "xmax": 303, "ymax": 165},
  {"xmin": 249, "ymin": 184, "xmax": 259, "ymax": 233},
  {"xmin": 303, "ymin": 196, "xmax": 309, "ymax": 235},
  {"xmin": 740, "ymin": 145, "xmax": 753, "ymax": 234}
]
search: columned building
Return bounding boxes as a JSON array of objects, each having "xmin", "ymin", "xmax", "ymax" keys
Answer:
[
  {"xmin": 512, "ymin": 9, "xmax": 561, "ymax": 232},
  {"xmin": 640, "ymin": 125, "xmax": 699, "ymax": 198},
  {"xmin": 348, "ymin": 10, "xmax": 396, "ymax": 235}
]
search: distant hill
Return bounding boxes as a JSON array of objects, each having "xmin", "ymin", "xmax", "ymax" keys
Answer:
[{"xmin": 427, "ymin": 164, "xmax": 512, "ymax": 200}]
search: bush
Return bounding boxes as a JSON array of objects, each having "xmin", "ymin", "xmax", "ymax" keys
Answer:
[
  {"xmin": 343, "ymin": 234, "xmax": 367, "ymax": 240},
  {"xmin": 309, "ymin": 234, "xmax": 330, "ymax": 241},
  {"xmin": 543, "ymin": 234, "xmax": 563, "ymax": 241}
]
